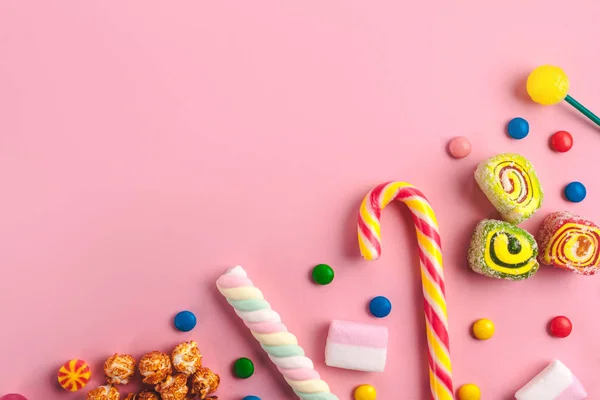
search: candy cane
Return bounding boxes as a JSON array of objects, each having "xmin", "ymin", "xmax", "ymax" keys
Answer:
[
  {"xmin": 357, "ymin": 181, "xmax": 454, "ymax": 400},
  {"xmin": 217, "ymin": 266, "xmax": 339, "ymax": 400}
]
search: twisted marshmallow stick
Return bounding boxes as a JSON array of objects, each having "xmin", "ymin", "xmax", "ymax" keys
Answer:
[
  {"xmin": 217, "ymin": 266, "xmax": 339, "ymax": 400},
  {"xmin": 358, "ymin": 182, "xmax": 454, "ymax": 400}
]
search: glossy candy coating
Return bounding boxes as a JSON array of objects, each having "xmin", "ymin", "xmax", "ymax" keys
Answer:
[
  {"xmin": 550, "ymin": 316, "xmax": 572, "ymax": 338},
  {"xmin": 174, "ymin": 310, "xmax": 197, "ymax": 332},
  {"xmin": 357, "ymin": 182, "xmax": 453, "ymax": 399},
  {"xmin": 564, "ymin": 182, "xmax": 586, "ymax": 203},
  {"xmin": 526, "ymin": 65, "xmax": 569, "ymax": 105},
  {"xmin": 312, "ymin": 264, "xmax": 335, "ymax": 285},
  {"xmin": 58, "ymin": 359, "xmax": 91, "ymax": 392},
  {"xmin": 457, "ymin": 384, "xmax": 481, "ymax": 400},
  {"xmin": 551, "ymin": 131, "xmax": 573, "ymax": 152},
  {"xmin": 354, "ymin": 384, "xmax": 377, "ymax": 400},
  {"xmin": 472, "ymin": 319, "xmax": 495, "ymax": 340},
  {"xmin": 369, "ymin": 296, "xmax": 391, "ymax": 318},
  {"xmin": 448, "ymin": 137, "xmax": 472, "ymax": 159},
  {"xmin": 507, "ymin": 117, "xmax": 529, "ymax": 139},
  {"xmin": 233, "ymin": 357, "xmax": 254, "ymax": 379}
]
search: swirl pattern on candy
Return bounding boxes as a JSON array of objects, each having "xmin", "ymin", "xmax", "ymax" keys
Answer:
[
  {"xmin": 475, "ymin": 153, "xmax": 543, "ymax": 224},
  {"xmin": 537, "ymin": 211, "xmax": 600, "ymax": 275},
  {"xmin": 357, "ymin": 182, "xmax": 453, "ymax": 400},
  {"xmin": 58, "ymin": 359, "xmax": 91, "ymax": 392},
  {"xmin": 468, "ymin": 219, "xmax": 539, "ymax": 280},
  {"xmin": 216, "ymin": 266, "xmax": 339, "ymax": 400}
]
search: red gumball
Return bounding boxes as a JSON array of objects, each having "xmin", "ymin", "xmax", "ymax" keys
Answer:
[
  {"xmin": 549, "ymin": 316, "xmax": 572, "ymax": 338},
  {"xmin": 551, "ymin": 131, "xmax": 573, "ymax": 153}
]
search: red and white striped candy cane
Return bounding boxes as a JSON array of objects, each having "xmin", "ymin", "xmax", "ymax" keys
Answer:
[{"xmin": 358, "ymin": 181, "xmax": 454, "ymax": 400}]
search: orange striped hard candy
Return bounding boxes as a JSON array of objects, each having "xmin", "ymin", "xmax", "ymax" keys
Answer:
[{"xmin": 57, "ymin": 359, "xmax": 91, "ymax": 392}]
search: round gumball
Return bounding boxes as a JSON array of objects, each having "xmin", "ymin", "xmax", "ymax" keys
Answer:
[
  {"xmin": 564, "ymin": 182, "xmax": 586, "ymax": 203},
  {"xmin": 243, "ymin": 397, "xmax": 261, "ymax": 400},
  {"xmin": 369, "ymin": 296, "xmax": 392, "ymax": 318},
  {"xmin": 312, "ymin": 264, "xmax": 335, "ymax": 285},
  {"xmin": 448, "ymin": 137, "xmax": 472, "ymax": 159},
  {"xmin": 354, "ymin": 384, "xmax": 377, "ymax": 400},
  {"xmin": 457, "ymin": 384, "xmax": 481, "ymax": 400},
  {"xmin": 550, "ymin": 131, "xmax": 573, "ymax": 152},
  {"xmin": 507, "ymin": 117, "xmax": 529, "ymax": 139},
  {"xmin": 549, "ymin": 316, "xmax": 572, "ymax": 338},
  {"xmin": 233, "ymin": 357, "xmax": 254, "ymax": 379},
  {"xmin": 174, "ymin": 310, "xmax": 197, "ymax": 332},
  {"xmin": 472, "ymin": 318, "xmax": 495, "ymax": 340},
  {"xmin": 57, "ymin": 359, "xmax": 91, "ymax": 392}
]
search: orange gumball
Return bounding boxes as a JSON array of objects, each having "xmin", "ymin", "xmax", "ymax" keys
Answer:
[{"xmin": 58, "ymin": 359, "xmax": 91, "ymax": 392}]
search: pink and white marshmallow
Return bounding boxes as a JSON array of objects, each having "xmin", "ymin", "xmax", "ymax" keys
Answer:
[
  {"xmin": 515, "ymin": 360, "xmax": 587, "ymax": 400},
  {"xmin": 324, "ymin": 320, "xmax": 388, "ymax": 372}
]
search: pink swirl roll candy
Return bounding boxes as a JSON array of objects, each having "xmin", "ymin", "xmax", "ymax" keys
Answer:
[{"xmin": 217, "ymin": 266, "xmax": 339, "ymax": 400}]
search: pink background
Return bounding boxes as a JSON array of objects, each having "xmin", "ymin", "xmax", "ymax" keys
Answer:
[{"xmin": 1, "ymin": 1, "xmax": 600, "ymax": 399}]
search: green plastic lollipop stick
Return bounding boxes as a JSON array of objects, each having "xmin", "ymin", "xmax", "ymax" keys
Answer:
[{"xmin": 564, "ymin": 95, "xmax": 600, "ymax": 127}]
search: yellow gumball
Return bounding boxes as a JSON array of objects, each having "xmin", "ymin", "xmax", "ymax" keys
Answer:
[
  {"xmin": 457, "ymin": 383, "xmax": 481, "ymax": 400},
  {"xmin": 526, "ymin": 65, "xmax": 569, "ymax": 105},
  {"xmin": 472, "ymin": 318, "xmax": 495, "ymax": 340},
  {"xmin": 354, "ymin": 384, "xmax": 377, "ymax": 400}
]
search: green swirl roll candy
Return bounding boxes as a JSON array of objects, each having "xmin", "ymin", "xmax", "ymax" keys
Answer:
[
  {"xmin": 474, "ymin": 153, "xmax": 543, "ymax": 224},
  {"xmin": 468, "ymin": 219, "xmax": 539, "ymax": 280}
]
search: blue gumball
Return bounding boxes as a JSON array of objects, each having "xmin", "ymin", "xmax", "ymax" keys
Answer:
[
  {"xmin": 243, "ymin": 397, "xmax": 261, "ymax": 400},
  {"xmin": 507, "ymin": 117, "xmax": 529, "ymax": 139},
  {"xmin": 564, "ymin": 181, "xmax": 586, "ymax": 203},
  {"xmin": 369, "ymin": 296, "xmax": 392, "ymax": 318},
  {"xmin": 174, "ymin": 310, "xmax": 197, "ymax": 332}
]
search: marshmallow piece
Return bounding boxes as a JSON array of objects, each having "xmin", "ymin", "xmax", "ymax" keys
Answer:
[
  {"xmin": 324, "ymin": 320, "xmax": 388, "ymax": 372},
  {"xmin": 515, "ymin": 360, "xmax": 587, "ymax": 400}
]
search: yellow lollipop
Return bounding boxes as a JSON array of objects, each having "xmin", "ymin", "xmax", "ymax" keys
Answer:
[{"xmin": 527, "ymin": 65, "xmax": 600, "ymax": 127}]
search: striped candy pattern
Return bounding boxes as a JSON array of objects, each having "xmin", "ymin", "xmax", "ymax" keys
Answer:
[
  {"xmin": 357, "ymin": 182, "xmax": 454, "ymax": 400},
  {"xmin": 57, "ymin": 359, "xmax": 91, "ymax": 392},
  {"xmin": 217, "ymin": 266, "xmax": 339, "ymax": 400}
]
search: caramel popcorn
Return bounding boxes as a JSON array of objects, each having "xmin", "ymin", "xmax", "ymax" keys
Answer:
[
  {"xmin": 139, "ymin": 351, "xmax": 172, "ymax": 384},
  {"xmin": 123, "ymin": 390, "xmax": 160, "ymax": 400},
  {"xmin": 190, "ymin": 367, "xmax": 220, "ymax": 399},
  {"xmin": 155, "ymin": 374, "xmax": 188, "ymax": 400},
  {"xmin": 86, "ymin": 385, "xmax": 119, "ymax": 400},
  {"xmin": 104, "ymin": 353, "xmax": 136, "ymax": 384},
  {"xmin": 171, "ymin": 341, "xmax": 203, "ymax": 375}
]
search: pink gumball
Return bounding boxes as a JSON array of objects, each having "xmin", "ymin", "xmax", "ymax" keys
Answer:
[{"xmin": 448, "ymin": 136, "xmax": 472, "ymax": 159}]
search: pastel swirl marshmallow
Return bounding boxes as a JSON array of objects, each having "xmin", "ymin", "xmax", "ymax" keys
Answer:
[{"xmin": 217, "ymin": 266, "xmax": 339, "ymax": 400}]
